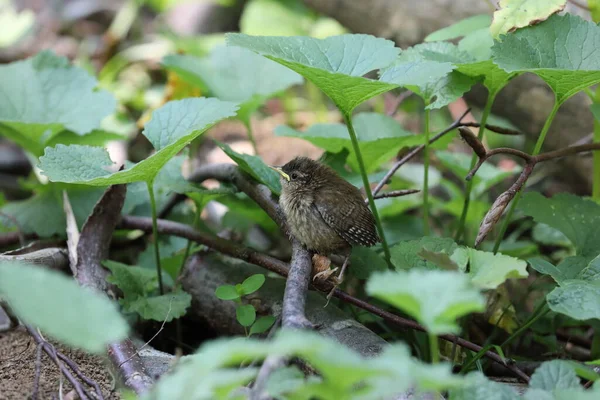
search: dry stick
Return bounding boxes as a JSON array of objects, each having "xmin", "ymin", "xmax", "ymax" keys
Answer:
[
  {"xmin": 459, "ymin": 122, "xmax": 521, "ymax": 136},
  {"xmin": 372, "ymin": 108, "xmax": 472, "ymax": 196},
  {"xmin": 372, "ymin": 189, "xmax": 420, "ymax": 200},
  {"xmin": 26, "ymin": 325, "xmax": 95, "ymax": 400},
  {"xmin": 458, "ymin": 127, "xmax": 600, "ymax": 246},
  {"xmin": 118, "ymin": 214, "xmax": 530, "ymax": 383},
  {"xmin": 32, "ymin": 343, "xmax": 44, "ymax": 400}
]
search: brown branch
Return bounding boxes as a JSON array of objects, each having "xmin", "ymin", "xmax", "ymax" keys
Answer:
[
  {"xmin": 372, "ymin": 107, "xmax": 472, "ymax": 196},
  {"xmin": 372, "ymin": 189, "xmax": 420, "ymax": 200},
  {"xmin": 283, "ymin": 241, "xmax": 314, "ymax": 329},
  {"xmin": 460, "ymin": 122, "xmax": 522, "ymax": 136},
  {"xmin": 118, "ymin": 214, "xmax": 530, "ymax": 383},
  {"xmin": 458, "ymin": 127, "xmax": 600, "ymax": 246}
]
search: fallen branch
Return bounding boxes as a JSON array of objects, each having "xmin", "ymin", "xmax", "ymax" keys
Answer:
[
  {"xmin": 64, "ymin": 185, "xmax": 154, "ymax": 394},
  {"xmin": 458, "ymin": 127, "xmax": 600, "ymax": 246}
]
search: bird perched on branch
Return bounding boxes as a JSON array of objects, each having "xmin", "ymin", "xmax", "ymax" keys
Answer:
[{"xmin": 271, "ymin": 157, "xmax": 379, "ymax": 292}]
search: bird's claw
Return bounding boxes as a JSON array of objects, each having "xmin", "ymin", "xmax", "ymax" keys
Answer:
[{"xmin": 313, "ymin": 267, "xmax": 338, "ymax": 282}]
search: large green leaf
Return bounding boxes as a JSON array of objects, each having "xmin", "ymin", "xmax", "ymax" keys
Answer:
[
  {"xmin": 547, "ymin": 280, "xmax": 600, "ymax": 320},
  {"xmin": 126, "ymin": 291, "xmax": 191, "ymax": 322},
  {"xmin": 529, "ymin": 360, "xmax": 580, "ymax": 391},
  {"xmin": 0, "ymin": 186, "xmax": 105, "ymax": 237},
  {"xmin": 492, "ymin": 13, "xmax": 600, "ymax": 104},
  {"xmin": 39, "ymin": 97, "xmax": 238, "ymax": 185},
  {"xmin": 0, "ymin": 51, "xmax": 116, "ymax": 156},
  {"xmin": 449, "ymin": 373, "xmax": 519, "ymax": 400},
  {"xmin": 366, "ymin": 269, "xmax": 485, "ymax": 335},
  {"xmin": 275, "ymin": 112, "xmax": 424, "ymax": 173},
  {"xmin": 0, "ymin": 261, "xmax": 129, "ymax": 352},
  {"xmin": 463, "ymin": 248, "xmax": 528, "ymax": 289},
  {"xmin": 226, "ymin": 33, "xmax": 400, "ymax": 113},
  {"xmin": 520, "ymin": 193, "xmax": 600, "ymax": 258},
  {"xmin": 490, "ymin": 0, "xmax": 566, "ymax": 39},
  {"xmin": 390, "ymin": 236, "xmax": 460, "ymax": 271},
  {"xmin": 162, "ymin": 45, "xmax": 302, "ymax": 123}
]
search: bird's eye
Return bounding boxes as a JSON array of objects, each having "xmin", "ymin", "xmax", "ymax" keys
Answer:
[{"xmin": 290, "ymin": 172, "xmax": 298, "ymax": 180}]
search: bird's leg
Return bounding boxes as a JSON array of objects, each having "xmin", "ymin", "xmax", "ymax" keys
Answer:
[
  {"xmin": 312, "ymin": 254, "xmax": 338, "ymax": 282},
  {"xmin": 325, "ymin": 255, "xmax": 350, "ymax": 301}
]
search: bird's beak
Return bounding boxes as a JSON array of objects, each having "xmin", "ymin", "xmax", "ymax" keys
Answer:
[{"xmin": 269, "ymin": 165, "xmax": 290, "ymax": 181}]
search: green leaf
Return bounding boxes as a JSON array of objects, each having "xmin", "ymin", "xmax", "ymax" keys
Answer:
[
  {"xmin": 464, "ymin": 248, "xmax": 528, "ymax": 290},
  {"xmin": 104, "ymin": 260, "xmax": 158, "ymax": 298},
  {"xmin": 125, "ymin": 290, "xmax": 191, "ymax": 322},
  {"xmin": 547, "ymin": 280, "xmax": 600, "ymax": 320},
  {"xmin": 241, "ymin": 274, "xmax": 266, "ymax": 295},
  {"xmin": 528, "ymin": 257, "xmax": 566, "ymax": 284},
  {"xmin": 275, "ymin": 112, "xmax": 424, "ymax": 173},
  {"xmin": 490, "ymin": 0, "xmax": 566, "ymax": 39},
  {"xmin": 215, "ymin": 284, "xmax": 241, "ymax": 301},
  {"xmin": 591, "ymin": 103, "xmax": 600, "ymax": 124},
  {"xmin": 520, "ymin": 192, "xmax": 600, "ymax": 258},
  {"xmin": 226, "ymin": 33, "xmax": 400, "ymax": 113},
  {"xmin": 266, "ymin": 366, "xmax": 306, "ymax": 397},
  {"xmin": 390, "ymin": 237, "xmax": 459, "ymax": 270},
  {"xmin": 216, "ymin": 141, "xmax": 281, "ymax": 194},
  {"xmin": 236, "ymin": 304, "xmax": 256, "ymax": 327},
  {"xmin": 162, "ymin": 45, "xmax": 302, "ymax": 123},
  {"xmin": 532, "ymin": 223, "xmax": 571, "ymax": 247},
  {"xmin": 425, "ymin": 14, "xmax": 492, "ymax": 42},
  {"xmin": 0, "ymin": 185, "xmax": 105, "ymax": 237},
  {"xmin": 0, "ymin": 261, "xmax": 129, "ymax": 352},
  {"xmin": 240, "ymin": 0, "xmax": 315, "ymax": 36},
  {"xmin": 529, "ymin": 360, "xmax": 580, "ymax": 391},
  {"xmin": 449, "ymin": 373, "xmax": 519, "ymax": 400},
  {"xmin": 492, "ymin": 13, "xmax": 600, "ymax": 104},
  {"xmin": 249, "ymin": 315, "xmax": 276, "ymax": 336},
  {"xmin": 0, "ymin": 51, "xmax": 116, "ymax": 156},
  {"xmin": 366, "ymin": 269, "xmax": 485, "ymax": 334},
  {"xmin": 39, "ymin": 98, "xmax": 238, "ymax": 185},
  {"xmin": 349, "ymin": 246, "xmax": 388, "ymax": 279}
]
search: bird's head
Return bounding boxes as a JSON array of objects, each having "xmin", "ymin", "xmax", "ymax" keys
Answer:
[{"xmin": 270, "ymin": 157, "xmax": 323, "ymax": 192}]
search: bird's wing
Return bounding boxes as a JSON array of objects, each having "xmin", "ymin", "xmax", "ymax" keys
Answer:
[{"xmin": 313, "ymin": 186, "xmax": 379, "ymax": 247}]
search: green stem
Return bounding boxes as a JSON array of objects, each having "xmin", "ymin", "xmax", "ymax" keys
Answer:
[
  {"xmin": 423, "ymin": 107, "xmax": 431, "ymax": 236},
  {"xmin": 342, "ymin": 112, "xmax": 391, "ymax": 264},
  {"xmin": 177, "ymin": 202, "xmax": 202, "ymax": 283},
  {"xmin": 500, "ymin": 301, "xmax": 550, "ymax": 349},
  {"xmin": 243, "ymin": 119, "xmax": 258, "ymax": 156},
  {"xmin": 455, "ymin": 94, "xmax": 496, "ymax": 242},
  {"xmin": 593, "ymin": 87, "xmax": 600, "ymax": 201},
  {"xmin": 147, "ymin": 181, "xmax": 164, "ymax": 295},
  {"xmin": 429, "ymin": 334, "xmax": 440, "ymax": 363},
  {"xmin": 492, "ymin": 101, "xmax": 561, "ymax": 253}
]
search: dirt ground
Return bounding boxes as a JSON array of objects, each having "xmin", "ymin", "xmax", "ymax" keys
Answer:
[{"xmin": 0, "ymin": 326, "xmax": 120, "ymax": 400}]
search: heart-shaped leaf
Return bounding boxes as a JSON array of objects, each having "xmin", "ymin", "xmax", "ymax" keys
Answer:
[
  {"xmin": 39, "ymin": 97, "xmax": 238, "ymax": 185},
  {"xmin": 226, "ymin": 33, "xmax": 400, "ymax": 114},
  {"xmin": 492, "ymin": 13, "xmax": 600, "ymax": 104},
  {"xmin": 490, "ymin": 0, "xmax": 566, "ymax": 39},
  {"xmin": 366, "ymin": 269, "xmax": 485, "ymax": 335}
]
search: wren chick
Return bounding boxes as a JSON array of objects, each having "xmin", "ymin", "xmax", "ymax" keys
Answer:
[{"xmin": 272, "ymin": 157, "xmax": 379, "ymax": 287}]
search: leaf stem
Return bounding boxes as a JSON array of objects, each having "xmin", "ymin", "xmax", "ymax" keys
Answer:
[
  {"xmin": 147, "ymin": 181, "xmax": 164, "ymax": 295},
  {"xmin": 455, "ymin": 94, "xmax": 495, "ymax": 242},
  {"xmin": 342, "ymin": 112, "xmax": 391, "ymax": 265},
  {"xmin": 492, "ymin": 101, "xmax": 560, "ymax": 253},
  {"xmin": 177, "ymin": 201, "xmax": 202, "ymax": 282},
  {"xmin": 500, "ymin": 301, "xmax": 550, "ymax": 349},
  {"xmin": 243, "ymin": 119, "xmax": 259, "ymax": 156},
  {"xmin": 423, "ymin": 106, "xmax": 431, "ymax": 236},
  {"xmin": 429, "ymin": 334, "xmax": 439, "ymax": 363},
  {"xmin": 593, "ymin": 86, "xmax": 600, "ymax": 201}
]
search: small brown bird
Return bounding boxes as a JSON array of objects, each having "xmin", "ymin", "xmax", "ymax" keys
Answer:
[{"xmin": 271, "ymin": 157, "xmax": 379, "ymax": 286}]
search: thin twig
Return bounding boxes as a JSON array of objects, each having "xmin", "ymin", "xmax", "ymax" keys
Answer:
[
  {"xmin": 32, "ymin": 343, "xmax": 43, "ymax": 400},
  {"xmin": 118, "ymin": 296, "xmax": 174, "ymax": 368},
  {"xmin": 460, "ymin": 122, "xmax": 521, "ymax": 136},
  {"xmin": 26, "ymin": 325, "xmax": 96, "ymax": 400},
  {"xmin": 372, "ymin": 108, "xmax": 472, "ymax": 196},
  {"xmin": 372, "ymin": 189, "xmax": 420, "ymax": 201},
  {"xmin": 386, "ymin": 90, "xmax": 413, "ymax": 116}
]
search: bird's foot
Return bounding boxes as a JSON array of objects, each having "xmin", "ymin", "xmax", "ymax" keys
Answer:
[
  {"xmin": 311, "ymin": 254, "xmax": 337, "ymax": 282},
  {"xmin": 313, "ymin": 267, "xmax": 338, "ymax": 282}
]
